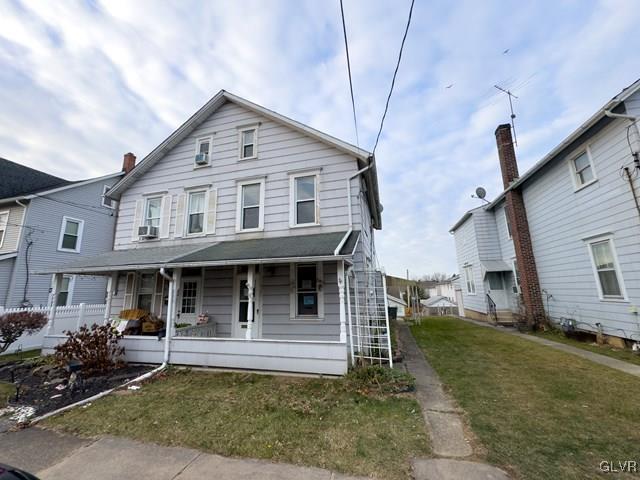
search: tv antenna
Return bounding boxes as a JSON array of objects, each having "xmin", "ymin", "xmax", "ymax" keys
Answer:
[{"xmin": 494, "ymin": 84, "xmax": 518, "ymax": 146}]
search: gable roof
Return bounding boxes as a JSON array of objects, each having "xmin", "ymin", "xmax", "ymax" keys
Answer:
[
  {"xmin": 105, "ymin": 90, "xmax": 382, "ymax": 228},
  {"xmin": 0, "ymin": 157, "xmax": 70, "ymax": 199}
]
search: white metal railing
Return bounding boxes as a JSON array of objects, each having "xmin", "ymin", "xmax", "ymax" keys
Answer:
[
  {"xmin": 346, "ymin": 269, "xmax": 393, "ymax": 367},
  {"xmin": 0, "ymin": 303, "xmax": 106, "ymax": 355},
  {"xmin": 174, "ymin": 322, "xmax": 217, "ymax": 338}
]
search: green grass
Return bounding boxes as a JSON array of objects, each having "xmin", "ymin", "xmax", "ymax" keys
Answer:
[
  {"xmin": 411, "ymin": 317, "xmax": 640, "ymax": 480},
  {"xmin": 0, "ymin": 349, "xmax": 41, "ymax": 364},
  {"xmin": 46, "ymin": 369, "xmax": 428, "ymax": 479},
  {"xmin": 530, "ymin": 329, "xmax": 640, "ymax": 366}
]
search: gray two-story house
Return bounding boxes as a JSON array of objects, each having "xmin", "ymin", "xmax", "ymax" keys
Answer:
[
  {"xmin": 451, "ymin": 78, "xmax": 640, "ymax": 346},
  {"xmin": 41, "ymin": 90, "xmax": 384, "ymax": 375},
  {"xmin": 0, "ymin": 158, "xmax": 123, "ymax": 308}
]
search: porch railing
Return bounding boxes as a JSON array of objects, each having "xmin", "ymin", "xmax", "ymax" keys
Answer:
[
  {"xmin": 175, "ymin": 322, "xmax": 217, "ymax": 338},
  {"xmin": 486, "ymin": 294, "xmax": 498, "ymax": 324},
  {"xmin": 0, "ymin": 303, "xmax": 106, "ymax": 355}
]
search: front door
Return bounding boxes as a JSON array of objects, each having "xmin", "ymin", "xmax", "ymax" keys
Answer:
[
  {"xmin": 177, "ymin": 277, "xmax": 202, "ymax": 325},
  {"xmin": 486, "ymin": 272, "xmax": 508, "ymax": 309},
  {"xmin": 232, "ymin": 268, "xmax": 261, "ymax": 338}
]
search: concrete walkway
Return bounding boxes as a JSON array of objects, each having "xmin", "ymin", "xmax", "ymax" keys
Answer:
[
  {"xmin": 457, "ymin": 316, "xmax": 640, "ymax": 378},
  {"xmin": 397, "ymin": 322, "xmax": 510, "ymax": 480},
  {"xmin": 0, "ymin": 427, "xmax": 366, "ymax": 480}
]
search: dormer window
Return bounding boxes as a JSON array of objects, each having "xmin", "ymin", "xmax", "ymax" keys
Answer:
[
  {"xmin": 195, "ymin": 136, "xmax": 212, "ymax": 167},
  {"xmin": 239, "ymin": 127, "xmax": 258, "ymax": 160}
]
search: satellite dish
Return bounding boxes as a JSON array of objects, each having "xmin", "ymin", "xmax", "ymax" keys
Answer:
[{"xmin": 475, "ymin": 187, "xmax": 487, "ymax": 199}]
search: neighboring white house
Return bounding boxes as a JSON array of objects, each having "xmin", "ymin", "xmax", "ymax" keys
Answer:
[
  {"xmin": 426, "ymin": 279, "xmax": 456, "ymax": 302},
  {"xmin": 450, "ymin": 78, "xmax": 640, "ymax": 342},
  {"xmin": 386, "ymin": 294, "xmax": 406, "ymax": 318},
  {"xmin": 39, "ymin": 90, "xmax": 386, "ymax": 375},
  {"xmin": 421, "ymin": 295, "xmax": 457, "ymax": 316}
]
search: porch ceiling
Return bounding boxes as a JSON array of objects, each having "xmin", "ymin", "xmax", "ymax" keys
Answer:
[{"xmin": 36, "ymin": 231, "xmax": 360, "ymax": 275}]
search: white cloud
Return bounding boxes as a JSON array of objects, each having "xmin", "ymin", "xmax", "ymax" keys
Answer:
[{"xmin": 1, "ymin": 0, "xmax": 639, "ymax": 278}]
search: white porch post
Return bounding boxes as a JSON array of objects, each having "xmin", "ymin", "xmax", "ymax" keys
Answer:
[
  {"xmin": 76, "ymin": 303, "xmax": 86, "ymax": 331},
  {"xmin": 345, "ymin": 268, "xmax": 355, "ymax": 363},
  {"xmin": 338, "ymin": 260, "xmax": 347, "ymax": 343},
  {"xmin": 171, "ymin": 268, "xmax": 182, "ymax": 339},
  {"xmin": 103, "ymin": 272, "xmax": 117, "ymax": 325},
  {"xmin": 47, "ymin": 273, "xmax": 63, "ymax": 335},
  {"xmin": 245, "ymin": 265, "xmax": 255, "ymax": 340}
]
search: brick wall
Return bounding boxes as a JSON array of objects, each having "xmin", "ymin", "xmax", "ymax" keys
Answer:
[{"xmin": 495, "ymin": 125, "xmax": 546, "ymax": 327}]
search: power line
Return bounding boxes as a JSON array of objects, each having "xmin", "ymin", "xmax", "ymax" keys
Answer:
[
  {"xmin": 372, "ymin": 0, "xmax": 415, "ymax": 155},
  {"xmin": 31, "ymin": 192, "xmax": 115, "ymax": 217},
  {"xmin": 339, "ymin": 0, "xmax": 360, "ymax": 148}
]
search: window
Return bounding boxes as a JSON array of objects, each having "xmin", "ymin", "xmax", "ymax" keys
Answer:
[
  {"xmin": 512, "ymin": 259, "xmax": 521, "ymax": 294},
  {"xmin": 101, "ymin": 185, "xmax": 115, "ymax": 209},
  {"xmin": 56, "ymin": 276, "xmax": 73, "ymax": 306},
  {"xmin": 195, "ymin": 136, "xmax": 212, "ymax": 166},
  {"xmin": 463, "ymin": 265, "xmax": 475, "ymax": 294},
  {"xmin": 295, "ymin": 264, "xmax": 320, "ymax": 316},
  {"xmin": 588, "ymin": 237, "xmax": 625, "ymax": 300},
  {"xmin": 236, "ymin": 179, "xmax": 264, "ymax": 231},
  {"xmin": 0, "ymin": 211, "xmax": 8, "ymax": 248},
  {"xmin": 144, "ymin": 197, "xmax": 162, "ymax": 228},
  {"xmin": 571, "ymin": 150, "xmax": 596, "ymax": 188},
  {"xmin": 187, "ymin": 191, "xmax": 206, "ymax": 235},
  {"xmin": 290, "ymin": 173, "xmax": 319, "ymax": 226},
  {"xmin": 487, "ymin": 272, "xmax": 503, "ymax": 290},
  {"xmin": 136, "ymin": 273, "xmax": 155, "ymax": 312},
  {"xmin": 58, "ymin": 217, "xmax": 84, "ymax": 253},
  {"xmin": 239, "ymin": 127, "xmax": 257, "ymax": 159},
  {"xmin": 503, "ymin": 206, "xmax": 512, "ymax": 239}
]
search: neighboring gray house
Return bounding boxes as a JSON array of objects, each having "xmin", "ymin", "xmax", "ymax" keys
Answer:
[
  {"xmin": 0, "ymin": 158, "xmax": 123, "ymax": 308},
  {"xmin": 41, "ymin": 90, "xmax": 385, "ymax": 375},
  {"xmin": 450, "ymin": 79, "xmax": 640, "ymax": 344}
]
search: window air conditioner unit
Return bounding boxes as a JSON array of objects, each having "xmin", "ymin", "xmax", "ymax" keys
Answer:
[
  {"xmin": 138, "ymin": 225, "xmax": 158, "ymax": 238},
  {"xmin": 194, "ymin": 153, "xmax": 209, "ymax": 165}
]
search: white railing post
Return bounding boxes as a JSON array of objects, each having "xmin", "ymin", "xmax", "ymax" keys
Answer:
[
  {"xmin": 103, "ymin": 273, "xmax": 117, "ymax": 325},
  {"xmin": 381, "ymin": 272, "xmax": 393, "ymax": 367},
  {"xmin": 47, "ymin": 273, "xmax": 62, "ymax": 335},
  {"xmin": 338, "ymin": 260, "xmax": 347, "ymax": 343},
  {"xmin": 76, "ymin": 303, "xmax": 86, "ymax": 331},
  {"xmin": 245, "ymin": 265, "xmax": 255, "ymax": 340},
  {"xmin": 346, "ymin": 269, "xmax": 355, "ymax": 363}
]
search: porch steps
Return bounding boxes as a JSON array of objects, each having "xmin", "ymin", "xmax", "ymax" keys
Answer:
[{"xmin": 495, "ymin": 310, "xmax": 515, "ymax": 326}]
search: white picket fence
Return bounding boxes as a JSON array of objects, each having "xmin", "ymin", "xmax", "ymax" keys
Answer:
[{"xmin": 0, "ymin": 303, "xmax": 106, "ymax": 355}]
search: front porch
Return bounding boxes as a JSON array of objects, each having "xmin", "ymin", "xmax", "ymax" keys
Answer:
[{"xmin": 38, "ymin": 233, "xmax": 381, "ymax": 375}]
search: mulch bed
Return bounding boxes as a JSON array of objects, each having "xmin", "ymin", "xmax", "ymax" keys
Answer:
[{"xmin": 0, "ymin": 358, "xmax": 152, "ymax": 420}]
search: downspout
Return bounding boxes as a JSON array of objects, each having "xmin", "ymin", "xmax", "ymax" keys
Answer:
[
  {"xmin": 336, "ymin": 159, "xmax": 374, "ymax": 256},
  {"xmin": 158, "ymin": 267, "xmax": 174, "ymax": 366}
]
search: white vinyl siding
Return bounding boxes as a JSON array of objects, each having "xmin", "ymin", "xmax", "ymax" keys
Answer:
[{"xmin": 57, "ymin": 216, "xmax": 84, "ymax": 253}]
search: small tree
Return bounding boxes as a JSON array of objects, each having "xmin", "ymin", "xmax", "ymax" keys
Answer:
[
  {"xmin": 0, "ymin": 311, "xmax": 48, "ymax": 354},
  {"xmin": 54, "ymin": 323, "xmax": 125, "ymax": 375}
]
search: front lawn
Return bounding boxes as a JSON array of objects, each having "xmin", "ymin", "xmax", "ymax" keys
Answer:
[
  {"xmin": 45, "ymin": 369, "xmax": 429, "ymax": 479},
  {"xmin": 411, "ymin": 317, "xmax": 640, "ymax": 480},
  {"xmin": 0, "ymin": 349, "xmax": 41, "ymax": 364},
  {"xmin": 530, "ymin": 329, "xmax": 640, "ymax": 366},
  {"xmin": 0, "ymin": 381, "xmax": 13, "ymax": 407}
]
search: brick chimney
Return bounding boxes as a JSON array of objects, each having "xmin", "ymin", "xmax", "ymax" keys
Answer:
[
  {"xmin": 122, "ymin": 152, "xmax": 136, "ymax": 174},
  {"xmin": 494, "ymin": 124, "xmax": 546, "ymax": 328}
]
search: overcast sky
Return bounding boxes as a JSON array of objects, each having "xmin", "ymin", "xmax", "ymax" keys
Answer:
[{"xmin": 2, "ymin": 0, "xmax": 640, "ymax": 278}]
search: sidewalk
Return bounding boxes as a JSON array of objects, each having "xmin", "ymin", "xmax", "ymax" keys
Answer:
[
  {"xmin": 456, "ymin": 316, "xmax": 640, "ymax": 378},
  {"xmin": 0, "ymin": 427, "xmax": 366, "ymax": 480},
  {"xmin": 397, "ymin": 322, "xmax": 510, "ymax": 480}
]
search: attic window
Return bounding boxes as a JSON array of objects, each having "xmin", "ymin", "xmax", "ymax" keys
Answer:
[
  {"xmin": 101, "ymin": 185, "xmax": 115, "ymax": 209},
  {"xmin": 570, "ymin": 149, "xmax": 596, "ymax": 189},
  {"xmin": 195, "ymin": 136, "xmax": 213, "ymax": 167},
  {"xmin": 239, "ymin": 127, "xmax": 258, "ymax": 160}
]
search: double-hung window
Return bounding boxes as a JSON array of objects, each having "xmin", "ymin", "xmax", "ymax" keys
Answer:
[
  {"xmin": 56, "ymin": 275, "xmax": 74, "ymax": 306},
  {"xmin": 239, "ymin": 127, "xmax": 258, "ymax": 160},
  {"xmin": 101, "ymin": 185, "xmax": 115, "ymax": 209},
  {"xmin": 290, "ymin": 173, "xmax": 319, "ymax": 226},
  {"xmin": 0, "ymin": 211, "xmax": 8, "ymax": 248},
  {"xmin": 463, "ymin": 265, "xmax": 475, "ymax": 294},
  {"xmin": 136, "ymin": 273, "xmax": 155, "ymax": 312},
  {"xmin": 588, "ymin": 237, "xmax": 626, "ymax": 300},
  {"xmin": 237, "ymin": 179, "xmax": 264, "ymax": 231},
  {"xmin": 145, "ymin": 197, "xmax": 162, "ymax": 228},
  {"xmin": 58, "ymin": 217, "xmax": 84, "ymax": 253},
  {"xmin": 187, "ymin": 191, "xmax": 206, "ymax": 235},
  {"xmin": 292, "ymin": 263, "xmax": 323, "ymax": 318},
  {"xmin": 571, "ymin": 150, "xmax": 596, "ymax": 189}
]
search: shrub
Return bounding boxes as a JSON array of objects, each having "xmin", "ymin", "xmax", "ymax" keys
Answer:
[
  {"xmin": 0, "ymin": 311, "xmax": 48, "ymax": 354},
  {"xmin": 54, "ymin": 323, "xmax": 125, "ymax": 375},
  {"xmin": 345, "ymin": 365, "xmax": 415, "ymax": 395}
]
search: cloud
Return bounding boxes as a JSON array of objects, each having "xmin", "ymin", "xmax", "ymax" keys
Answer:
[{"xmin": 1, "ymin": 0, "xmax": 639, "ymax": 277}]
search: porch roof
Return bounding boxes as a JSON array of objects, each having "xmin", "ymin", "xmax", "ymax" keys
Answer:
[
  {"xmin": 37, "ymin": 231, "xmax": 360, "ymax": 274},
  {"xmin": 481, "ymin": 260, "xmax": 512, "ymax": 273}
]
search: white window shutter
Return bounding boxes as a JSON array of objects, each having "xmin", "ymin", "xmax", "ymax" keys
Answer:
[
  {"xmin": 159, "ymin": 194, "xmax": 172, "ymax": 239},
  {"xmin": 131, "ymin": 199, "xmax": 144, "ymax": 241},
  {"xmin": 174, "ymin": 193, "xmax": 187, "ymax": 238},
  {"xmin": 124, "ymin": 272, "xmax": 136, "ymax": 309},
  {"xmin": 205, "ymin": 188, "xmax": 218, "ymax": 235}
]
